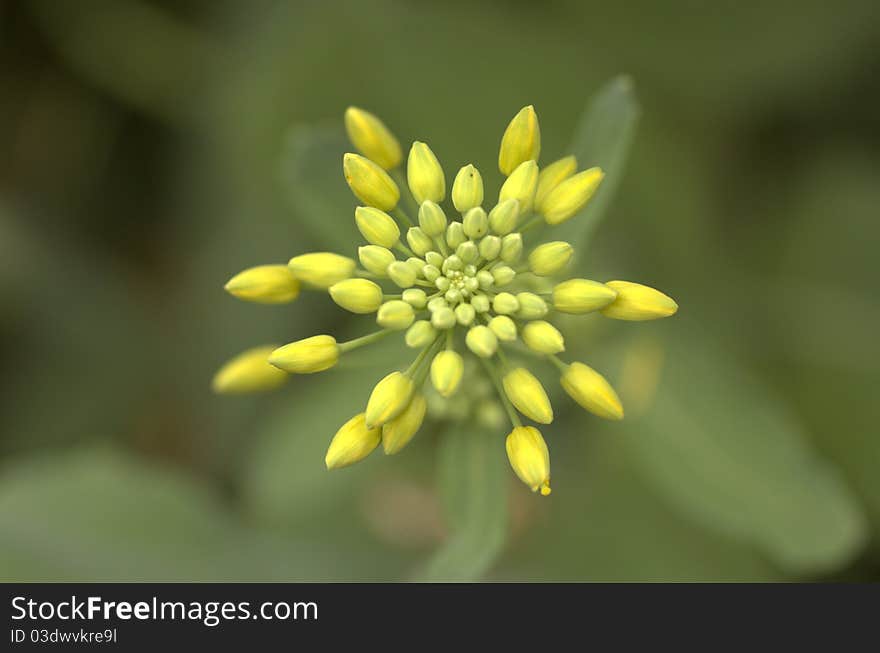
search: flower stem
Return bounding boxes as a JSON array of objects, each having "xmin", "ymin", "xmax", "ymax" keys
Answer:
[
  {"xmin": 338, "ymin": 329, "xmax": 392, "ymax": 353},
  {"xmin": 393, "ymin": 207, "xmax": 414, "ymax": 229},
  {"xmin": 480, "ymin": 357, "xmax": 522, "ymax": 428}
]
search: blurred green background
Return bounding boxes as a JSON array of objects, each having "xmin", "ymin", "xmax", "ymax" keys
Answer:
[{"xmin": 1, "ymin": 0, "xmax": 878, "ymax": 581}]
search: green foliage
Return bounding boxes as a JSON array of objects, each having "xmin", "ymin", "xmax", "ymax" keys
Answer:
[
  {"xmin": 418, "ymin": 424, "xmax": 508, "ymax": 581},
  {"xmin": 619, "ymin": 334, "xmax": 868, "ymax": 574}
]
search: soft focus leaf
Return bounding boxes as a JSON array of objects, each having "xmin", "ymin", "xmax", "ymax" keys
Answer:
[
  {"xmin": 0, "ymin": 447, "xmax": 383, "ymax": 581},
  {"xmin": 278, "ymin": 124, "xmax": 359, "ymax": 252},
  {"xmin": 553, "ymin": 75, "xmax": 640, "ymax": 253},
  {"xmin": 242, "ymin": 334, "xmax": 409, "ymax": 527},
  {"xmin": 620, "ymin": 334, "xmax": 869, "ymax": 575},
  {"xmin": 418, "ymin": 424, "xmax": 508, "ymax": 581}
]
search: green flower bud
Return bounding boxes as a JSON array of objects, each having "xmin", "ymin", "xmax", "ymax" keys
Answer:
[
  {"xmin": 476, "ymin": 270, "xmax": 494, "ymax": 290},
  {"xmin": 500, "ymin": 233, "xmax": 523, "ymax": 263},
  {"xmin": 515, "ymin": 292, "xmax": 548, "ymax": 319},
  {"xmin": 427, "ymin": 296, "xmax": 448, "ymax": 312},
  {"xmin": 489, "ymin": 198, "xmax": 520, "ymax": 235},
  {"xmin": 406, "ymin": 257, "xmax": 425, "ymax": 278},
  {"xmin": 435, "ymin": 276, "xmax": 451, "ymax": 292},
  {"xmin": 462, "ymin": 207, "xmax": 489, "ymax": 239},
  {"xmin": 407, "ymin": 227, "xmax": 433, "ymax": 257},
  {"xmin": 402, "ymin": 288, "xmax": 427, "ymax": 308},
  {"xmin": 492, "ymin": 265, "xmax": 516, "ymax": 286},
  {"xmin": 388, "ymin": 261, "xmax": 417, "ymax": 288},
  {"xmin": 455, "ymin": 303, "xmax": 476, "ymax": 326},
  {"xmin": 431, "ymin": 306, "xmax": 456, "ymax": 330},
  {"xmin": 446, "ymin": 221, "xmax": 466, "ymax": 249},
  {"xmin": 478, "ymin": 235, "xmax": 502, "ymax": 261},
  {"xmin": 442, "ymin": 254, "xmax": 463, "ymax": 273},
  {"xmin": 456, "ymin": 240, "xmax": 479, "ymax": 264},
  {"xmin": 425, "ymin": 251, "xmax": 444, "ymax": 268},
  {"xmin": 418, "ymin": 200, "xmax": 448, "ymax": 237},
  {"xmin": 470, "ymin": 293, "xmax": 490, "ymax": 313}
]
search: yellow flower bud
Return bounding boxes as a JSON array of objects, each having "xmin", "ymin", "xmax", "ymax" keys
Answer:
[
  {"xmin": 365, "ymin": 371, "xmax": 414, "ymax": 428},
  {"xmin": 329, "ymin": 278, "xmax": 383, "ymax": 314},
  {"xmin": 387, "ymin": 261, "xmax": 417, "ymax": 289},
  {"xmin": 343, "ymin": 153, "xmax": 400, "ymax": 210},
  {"xmin": 552, "ymin": 278, "xmax": 618, "ymax": 314},
  {"xmin": 498, "ymin": 105, "xmax": 541, "ymax": 176},
  {"xmin": 488, "ymin": 315, "xmax": 517, "ymax": 342},
  {"xmin": 406, "ymin": 320, "xmax": 436, "ymax": 348},
  {"xmin": 407, "ymin": 141, "xmax": 445, "ymax": 204},
  {"xmin": 505, "ymin": 426, "xmax": 551, "ymax": 495},
  {"xmin": 516, "ymin": 292, "xmax": 548, "ymax": 319},
  {"xmin": 499, "ymin": 160, "xmax": 539, "ymax": 214},
  {"xmin": 522, "ymin": 320, "xmax": 565, "ymax": 354},
  {"xmin": 456, "ymin": 241, "xmax": 479, "ymax": 264},
  {"xmin": 492, "ymin": 292, "xmax": 520, "ymax": 315},
  {"xmin": 528, "ymin": 241, "xmax": 573, "ymax": 276},
  {"xmin": 500, "ymin": 233, "xmax": 523, "ymax": 263},
  {"xmin": 288, "ymin": 252, "xmax": 356, "ymax": 289},
  {"xmin": 224, "ymin": 265, "xmax": 300, "ymax": 304},
  {"xmin": 502, "ymin": 367, "xmax": 553, "ymax": 424},
  {"xmin": 600, "ymin": 281, "xmax": 679, "ymax": 321},
  {"xmin": 465, "ymin": 325, "xmax": 498, "ymax": 358},
  {"xmin": 376, "ymin": 300, "xmax": 415, "ymax": 329},
  {"xmin": 430, "ymin": 350, "xmax": 464, "ymax": 397},
  {"xmin": 452, "ymin": 164, "xmax": 484, "ymax": 212},
  {"xmin": 488, "ymin": 198, "xmax": 520, "ymax": 235},
  {"xmin": 358, "ymin": 245, "xmax": 394, "ymax": 277},
  {"xmin": 382, "ymin": 394, "xmax": 427, "ymax": 454},
  {"xmin": 541, "ymin": 167, "xmax": 604, "ymax": 225},
  {"xmin": 560, "ymin": 361, "xmax": 623, "ymax": 420},
  {"xmin": 212, "ymin": 345, "xmax": 287, "ymax": 394},
  {"xmin": 344, "ymin": 106, "xmax": 402, "ymax": 170},
  {"xmin": 325, "ymin": 413, "xmax": 381, "ymax": 470},
  {"xmin": 534, "ymin": 155, "xmax": 577, "ymax": 213},
  {"xmin": 269, "ymin": 335, "xmax": 339, "ymax": 374},
  {"xmin": 418, "ymin": 200, "xmax": 447, "ymax": 237},
  {"xmin": 355, "ymin": 206, "xmax": 400, "ymax": 248},
  {"xmin": 406, "ymin": 227, "xmax": 433, "ymax": 257}
]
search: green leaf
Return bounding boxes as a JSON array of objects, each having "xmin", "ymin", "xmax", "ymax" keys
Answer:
[
  {"xmin": 417, "ymin": 424, "xmax": 508, "ymax": 581},
  {"xmin": 0, "ymin": 447, "xmax": 382, "ymax": 581},
  {"xmin": 619, "ymin": 333, "xmax": 868, "ymax": 575},
  {"xmin": 277, "ymin": 124, "xmax": 359, "ymax": 252},
  {"xmin": 552, "ymin": 75, "xmax": 640, "ymax": 253},
  {"xmin": 242, "ymin": 334, "xmax": 409, "ymax": 527}
]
